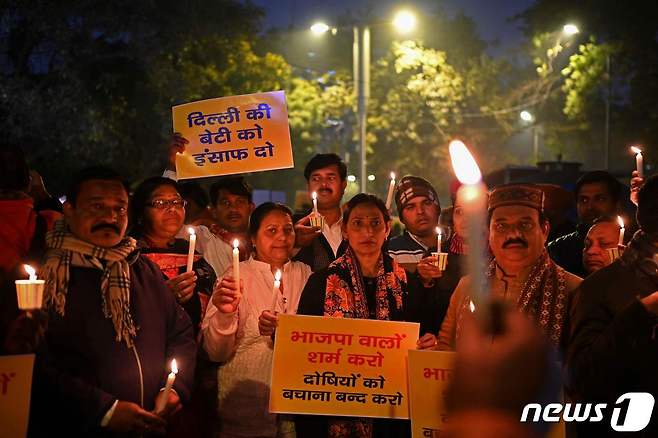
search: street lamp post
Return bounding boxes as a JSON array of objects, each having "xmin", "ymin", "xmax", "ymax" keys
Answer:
[{"xmin": 311, "ymin": 10, "xmax": 416, "ymax": 193}]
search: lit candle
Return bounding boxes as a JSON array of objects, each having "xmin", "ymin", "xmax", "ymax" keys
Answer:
[
  {"xmin": 312, "ymin": 191, "xmax": 318, "ymax": 214},
  {"xmin": 156, "ymin": 359, "xmax": 178, "ymax": 414},
  {"xmin": 385, "ymin": 172, "xmax": 396, "ymax": 210},
  {"xmin": 232, "ymin": 239, "xmax": 240, "ymax": 286},
  {"xmin": 631, "ymin": 146, "xmax": 644, "ymax": 178},
  {"xmin": 617, "ymin": 215, "xmax": 625, "ymax": 246},
  {"xmin": 186, "ymin": 227, "xmax": 196, "ymax": 273},
  {"xmin": 270, "ymin": 269, "xmax": 282, "ymax": 312},
  {"xmin": 449, "ymin": 140, "xmax": 488, "ymax": 310},
  {"xmin": 436, "ymin": 226, "xmax": 442, "ymax": 251},
  {"xmin": 15, "ymin": 264, "xmax": 45, "ymax": 311}
]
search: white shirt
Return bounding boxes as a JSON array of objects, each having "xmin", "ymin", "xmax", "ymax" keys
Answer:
[
  {"xmin": 201, "ymin": 258, "xmax": 312, "ymax": 436},
  {"xmin": 323, "ymin": 216, "xmax": 343, "ymax": 256}
]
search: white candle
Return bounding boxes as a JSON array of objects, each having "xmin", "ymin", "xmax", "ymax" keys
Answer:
[
  {"xmin": 232, "ymin": 239, "xmax": 240, "ymax": 286},
  {"xmin": 631, "ymin": 146, "xmax": 644, "ymax": 178},
  {"xmin": 312, "ymin": 191, "xmax": 318, "ymax": 214},
  {"xmin": 186, "ymin": 227, "xmax": 196, "ymax": 272},
  {"xmin": 617, "ymin": 215, "xmax": 625, "ymax": 246},
  {"xmin": 270, "ymin": 269, "xmax": 282, "ymax": 312},
  {"xmin": 156, "ymin": 358, "xmax": 178, "ymax": 414},
  {"xmin": 385, "ymin": 172, "xmax": 396, "ymax": 210},
  {"xmin": 25, "ymin": 264, "xmax": 37, "ymax": 281},
  {"xmin": 436, "ymin": 226, "xmax": 442, "ymax": 252},
  {"xmin": 449, "ymin": 140, "xmax": 488, "ymax": 310},
  {"xmin": 15, "ymin": 264, "xmax": 44, "ymax": 310}
]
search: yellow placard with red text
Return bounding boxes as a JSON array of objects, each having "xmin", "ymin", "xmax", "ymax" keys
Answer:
[
  {"xmin": 172, "ymin": 90, "xmax": 294, "ymax": 179},
  {"xmin": 0, "ymin": 354, "xmax": 35, "ymax": 438},
  {"xmin": 407, "ymin": 349, "xmax": 456, "ymax": 438},
  {"xmin": 270, "ymin": 314, "xmax": 419, "ymax": 419}
]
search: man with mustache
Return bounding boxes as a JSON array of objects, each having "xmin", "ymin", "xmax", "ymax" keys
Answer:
[
  {"xmin": 582, "ymin": 216, "xmax": 624, "ymax": 275},
  {"xmin": 438, "ymin": 184, "xmax": 581, "ymax": 350},
  {"xmin": 294, "ymin": 153, "xmax": 348, "ymax": 271},
  {"xmin": 548, "ymin": 171, "xmax": 623, "ymax": 277},
  {"xmin": 568, "ymin": 175, "xmax": 658, "ymax": 437},
  {"xmin": 30, "ymin": 166, "xmax": 196, "ymax": 437}
]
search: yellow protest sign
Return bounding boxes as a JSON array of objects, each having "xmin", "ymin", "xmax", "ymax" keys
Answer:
[
  {"xmin": 407, "ymin": 349, "xmax": 456, "ymax": 437},
  {"xmin": 0, "ymin": 354, "xmax": 35, "ymax": 438},
  {"xmin": 270, "ymin": 314, "xmax": 419, "ymax": 419},
  {"xmin": 172, "ymin": 90, "xmax": 294, "ymax": 179}
]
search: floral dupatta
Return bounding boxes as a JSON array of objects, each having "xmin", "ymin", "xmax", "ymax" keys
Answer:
[{"xmin": 323, "ymin": 246, "xmax": 406, "ymax": 437}]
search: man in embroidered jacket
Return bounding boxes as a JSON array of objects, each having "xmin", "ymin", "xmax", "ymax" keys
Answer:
[{"xmin": 438, "ymin": 184, "xmax": 581, "ymax": 350}]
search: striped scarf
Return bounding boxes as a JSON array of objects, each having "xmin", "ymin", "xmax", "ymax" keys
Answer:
[
  {"xmin": 489, "ymin": 250, "xmax": 568, "ymax": 346},
  {"xmin": 42, "ymin": 219, "xmax": 138, "ymax": 347}
]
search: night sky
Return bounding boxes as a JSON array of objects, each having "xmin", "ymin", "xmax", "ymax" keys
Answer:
[{"xmin": 253, "ymin": 0, "xmax": 535, "ymax": 55}]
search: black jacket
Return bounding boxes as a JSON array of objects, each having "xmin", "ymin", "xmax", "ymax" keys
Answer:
[
  {"xmin": 567, "ymin": 259, "xmax": 658, "ymax": 437},
  {"xmin": 29, "ymin": 255, "xmax": 197, "ymax": 437}
]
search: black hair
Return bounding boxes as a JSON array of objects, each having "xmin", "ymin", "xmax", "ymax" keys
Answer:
[
  {"xmin": 0, "ymin": 143, "xmax": 30, "ymax": 191},
  {"xmin": 637, "ymin": 174, "xmax": 658, "ymax": 235},
  {"xmin": 248, "ymin": 202, "xmax": 294, "ymax": 237},
  {"xmin": 129, "ymin": 177, "xmax": 181, "ymax": 236},
  {"xmin": 303, "ymin": 153, "xmax": 348, "ymax": 181},
  {"xmin": 574, "ymin": 171, "xmax": 623, "ymax": 204},
  {"xmin": 66, "ymin": 166, "xmax": 130, "ymax": 206},
  {"xmin": 209, "ymin": 176, "xmax": 253, "ymax": 205},
  {"xmin": 179, "ymin": 181, "xmax": 209, "ymax": 209},
  {"xmin": 342, "ymin": 193, "xmax": 391, "ymax": 224}
]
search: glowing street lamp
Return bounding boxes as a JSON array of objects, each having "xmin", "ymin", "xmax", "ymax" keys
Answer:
[
  {"xmin": 562, "ymin": 23, "xmax": 580, "ymax": 36},
  {"xmin": 520, "ymin": 110, "xmax": 534, "ymax": 123},
  {"xmin": 310, "ymin": 11, "xmax": 418, "ymax": 192},
  {"xmin": 310, "ymin": 22, "xmax": 330, "ymax": 35},
  {"xmin": 392, "ymin": 10, "xmax": 417, "ymax": 34}
]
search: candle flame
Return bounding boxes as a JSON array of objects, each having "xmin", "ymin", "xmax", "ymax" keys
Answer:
[
  {"xmin": 171, "ymin": 358, "xmax": 178, "ymax": 374},
  {"xmin": 469, "ymin": 300, "xmax": 475, "ymax": 313},
  {"xmin": 187, "ymin": 226, "xmax": 195, "ymax": 236},
  {"xmin": 233, "ymin": 238, "xmax": 239, "ymax": 249},
  {"xmin": 24, "ymin": 264, "xmax": 36, "ymax": 278},
  {"xmin": 449, "ymin": 140, "xmax": 482, "ymax": 185},
  {"xmin": 390, "ymin": 172, "xmax": 396, "ymax": 180},
  {"xmin": 312, "ymin": 191, "xmax": 317, "ymax": 200},
  {"xmin": 275, "ymin": 269, "xmax": 282, "ymax": 281},
  {"xmin": 617, "ymin": 215, "xmax": 624, "ymax": 229},
  {"xmin": 631, "ymin": 146, "xmax": 643, "ymax": 154},
  {"xmin": 435, "ymin": 226, "xmax": 441, "ymax": 236}
]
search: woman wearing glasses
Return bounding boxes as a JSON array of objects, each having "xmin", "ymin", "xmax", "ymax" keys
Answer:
[
  {"xmin": 130, "ymin": 176, "xmax": 219, "ymax": 437},
  {"xmin": 130, "ymin": 176, "xmax": 217, "ymax": 331}
]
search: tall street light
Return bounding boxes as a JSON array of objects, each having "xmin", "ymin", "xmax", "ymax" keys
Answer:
[
  {"xmin": 520, "ymin": 110, "xmax": 540, "ymax": 164},
  {"xmin": 311, "ymin": 9, "xmax": 417, "ymax": 192}
]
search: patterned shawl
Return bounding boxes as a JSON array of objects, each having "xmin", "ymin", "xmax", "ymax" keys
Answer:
[
  {"xmin": 323, "ymin": 245, "xmax": 406, "ymax": 438},
  {"xmin": 42, "ymin": 219, "xmax": 138, "ymax": 347},
  {"xmin": 455, "ymin": 250, "xmax": 568, "ymax": 347}
]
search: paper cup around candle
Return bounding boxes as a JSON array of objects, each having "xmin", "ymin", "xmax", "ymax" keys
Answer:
[
  {"xmin": 15, "ymin": 279, "xmax": 45, "ymax": 310},
  {"xmin": 606, "ymin": 247, "xmax": 622, "ymax": 263},
  {"xmin": 431, "ymin": 252, "xmax": 448, "ymax": 271},
  {"xmin": 309, "ymin": 213, "xmax": 325, "ymax": 229}
]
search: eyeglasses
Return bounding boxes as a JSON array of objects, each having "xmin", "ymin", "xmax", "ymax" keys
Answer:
[{"xmin": 147, "ymin": 199, "xmax": 187, "ymax": 210}]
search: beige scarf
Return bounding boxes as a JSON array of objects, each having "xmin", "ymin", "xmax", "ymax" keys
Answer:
[{"xmin": 42, "ymin": 219, "xmax": 138, "ymax": 347}]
